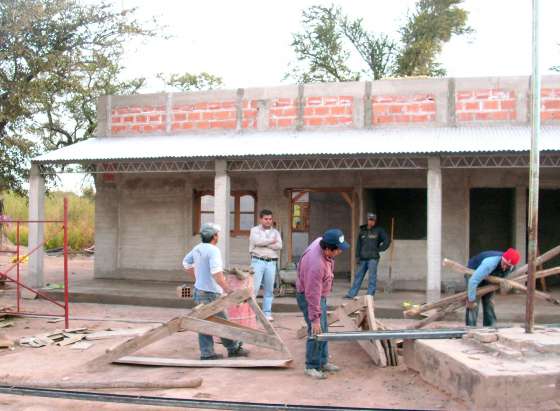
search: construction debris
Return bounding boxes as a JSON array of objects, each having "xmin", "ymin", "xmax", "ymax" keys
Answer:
[
  {"xmin": 70, "ymin": 341, "xmax": 94, "ymax": 350},
  {"xmin": 84, "ymin": 327, "xmax": 152, "ymax": 341}
]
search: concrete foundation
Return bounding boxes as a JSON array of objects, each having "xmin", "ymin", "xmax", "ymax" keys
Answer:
[{"xmin": 404, "ymin": 326, "xmax": 560, "ymax": 410}]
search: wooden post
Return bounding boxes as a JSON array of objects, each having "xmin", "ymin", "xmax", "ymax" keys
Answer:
[{"xmin": 287, "ymin": 189, "xmax": 293, "ymax": 264}]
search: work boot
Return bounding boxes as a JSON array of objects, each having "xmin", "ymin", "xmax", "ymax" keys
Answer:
[
  {"xmin": 200, "ymin": 353, "xmax": 224, "ymax": 360},
  {"xmin": 322, "ymin": 363, "xmax": 340, "ymax": 372},
  {"xmin": 228, "ymin": 346, "xmax": 250, "ymax": 358},
  {"xmin": 304, "ymin": 368, "xmax": 327, "ymax": 379}
]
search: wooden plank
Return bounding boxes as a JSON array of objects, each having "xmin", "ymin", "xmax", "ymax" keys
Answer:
[
  {"xmin": 189, "ymin": 288, "xmax": 252, "ymax": 320},
  {"xmin": 117, "ymin": 356, "xmax": 292, "ymax": 368},
  {"xmin": 334, "ymin": 306, "xmax": 386, "ymax": 367},
  {"xmin": 246, "ymin": 297, "xmax": 291, "ymax": 356},
  {"xmin": 87, "ymin": 317, "xmax": 182, "ymax": 368},
  {"xmin": 327, "ymin": 297, "xmax": 368, "ymax": 324},
  {"xmin": 364, "ymin": 296, "xmax": 388, "ymax": 367},
  {"xmin": 23, "ymin": 378, "xmax": 203, "ymax": 389},
  {"xmin": 180, "ymin": 317, "xmax": 285, "ymax": 352},
  {"xmin": 85, "ymin": 328, "xmax": 152, "ymax": 340}
]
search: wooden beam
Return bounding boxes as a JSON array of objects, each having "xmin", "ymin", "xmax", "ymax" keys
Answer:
[
  {"xmin": 350, "ymin": 190, "xmax": 357, "ymax": 284},
  {"xmin": 180, "ymin": 317, "xmax": 285, "ymax": 352},
  {"xmin": 87, "ymin": 317, "xmax": 182, "ymax": 369},
  {"xmin": 327, "ymin": 296, "xmax": 368, "ymax": 324},
  {"xmin": 117, "ymin": 356, "xmax": 292, "ymax": 368},
  {"xmin": 246, "ymin": 297, "xmax": 291, "ymax": 356},
  {"xmin": 339, "ymin": 192, "xmax": 352, "ymax": 207},
  {"xmin": 189, "ymin": 288, "xmax": 252, "ymax": 320}
]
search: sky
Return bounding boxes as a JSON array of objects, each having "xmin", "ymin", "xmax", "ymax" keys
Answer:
[{"xmin": 60, "ymin": 0, "xmax": 560, "ymax": 192}]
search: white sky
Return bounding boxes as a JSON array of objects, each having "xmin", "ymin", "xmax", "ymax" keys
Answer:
[{"xmin": 60, "ymin": 0, "xmax": 560, "ymax": 192}]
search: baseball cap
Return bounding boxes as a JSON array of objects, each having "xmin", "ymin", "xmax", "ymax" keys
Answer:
[
  {"xmin": 322, "ymin": 228, "xmax": 350, "ymax": 250},
  {"xmin": 367, "ymin": 212, "xmax": 377, "ymax": 220},
  {"xmin": 200, "ymin": 222, "xmax": 221, "ymax": 237},
  {"xmin": 502, "ymin": 248, "xmax": 520, "ymax": 266}
]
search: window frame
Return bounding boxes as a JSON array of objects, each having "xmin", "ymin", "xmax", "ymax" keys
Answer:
[{"xmin": 193, "ymin": 190, "xmax": 257, "ymax": 237}]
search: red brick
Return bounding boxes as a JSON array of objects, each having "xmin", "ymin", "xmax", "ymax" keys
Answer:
[
  {"xmin": 194, "ymin": 102, "xmax": 208, "ymax": 110},
  {"xmin": 269, "ymin": 119, "xmax": 277, "ymax": 128},
  {"xmin": 153, "ymin": 124, "xmax": 165, "ymax": 131},
  {"xmin": 322, "ymin": 117, "xmax": 338, "ymax": 125},
  {"xmin": 111, "ymin": 125, "xmax": 126, "ymax": 133},
  {"xmin": 372, "ymin": 104, "xmax": 388, "ymax": 114},
  {"xmin": 405, "ymin": 104, "xmax": 420, "ymax": 113},
  {"xmin": 196, "ymin": 122, "xmax": 210, "ymax": 129},
  {"xmin": 202, "ymin": 112, "xmax": 214, "ymax": 120},
  {"xmin": 475, "ymin": 112, "xmax": 491, "ymax": 121},
  {"xmin": 131, "ymin": 125, "xmax": 142, "ymax": 132},
  {"xmin": 115, "ymin": 107, "xmax": 129, "ymax": 115},
  {"xmin": 306, "ymin": 117, "xmax": 322, "ymax": 126},
  {"xmin": 457, "ymin": 112, "xmax": 474, "ymax": 121},
  {"xmin": 128, "ymin": 107, "xmax": 142, "ymax": 114},
  {"xmin": 112, "ymin": 117, "xmax": 122, "ymax": 123},
  {"xmin": 500, "ymin": 100, "xmax": 516, "ymax": 110},
  {"xmin": 374, "ymin": 115, "xmax": 393, "ymax": 124},
  {"xmin": 171, "ymin": 123, "xmax": 181, "ymax": 131},
  {"xmin": 214, "ymin": 110, "xmax": 234, "ymax": 120},
  {"xmin": 182, "ymin": 122, "xmax": 193, "ymax": 129},
  {"xmin": 243, "ymin": 110, "xmax": 257, "ymax": 118},
  {"xmin": 148, "ymin": 115, "xmax": 161, "ymax": 122},
  {"xmin": 541, "ymin": 89, "xmax": 553, "ymax": 97},
  {"xmin": 187, "ymin": 112, "xmax": 200, "ymax": 121},
  {"xmin": 332, "ymin": 106, "xmax": 351, "ymax": 115},
  {"xmin": 173, "ymin": 113, "xmax": 186, "ymax": 121},
  {"xmin": 207, "ymin": 102, "xmax": 221, "ymax": 110},
  {"xmin": 314, "ymin": 106, "xmax": 329, "ymax": 116},
  {"xmin": 123, "ymin": 116, "xmax": 134, "ymax": 123},
  {"xmin": 135, "ymin": 115, "xmax": 146, "ymax": 123},
  {"xmin": 304, "ymin": 107, "xmax": 314, "ymax": 116},
  {"xmin": 373, "ymin": 95, "xmax": 395, "ymax": 103},
  {"xmin": 338, "ymin": 117, "xmax": 353, "ymax": 124},
  {"xmin": 210, "ymin": 120, "xmax": 236, "ymax": 129},
  {"xmin": 274, "ymin": 98, "xmax": 293, "ymax": 107},
  {"xmin": 419, "ymin": 102, "xmax": 436, "ymax": 112},
  {"xmin": 410, "ymin": 114, "xmax": 430, "ymax": 122},
  {"xmin": 142, "ymin": 106, "xmax": 154, "ymax": 112},
  {"xmin": 324, "ymin": 97, "xmax": 338, "ymax": 105},
  {"xmin": 394, "ymin": 115, "xmax": 410, "ymax": 123},
  {"xmin": 491, "ymin": 89, "xmax": 514, "ymax": 99},
  {"xmin": 474, "ymin": 89, "xmax": 491, "ymax": 99},
  {"xmin": 482, "ymin": 101, "xmax": 499, "ymax": 110},
  {"xmin": 488, "ymin": 111, "xmax": 510, "ymax": 121},
  {"xmin": 283, "ymin": 108, "xmax": 297, "ymax": 117},
  {"xmin": 339, "ymin": 96, "xmax": 353, "ymax": 104},
  {"xmin": 221, "ymin": 101, "xmax": 235, "ymax": 109},
  {"xmin": 306, "ymin": 97, "xmax": 322, "ymax": 106},
  {"xmin": 389, "ymin": 105, "xmax": 404, "ymax": 114},
  {"xmin": 455, "ymin": 102, "xmax": 465, "ymax": 111},
  {"xmin": 277, "ymin": 118, "xmax": 294, "ymax": 127},
  {"xmin": 465, "ymin": 102, "xmax": 480, "ymax": 111},
  {"xmin": 543, "ymin": 100, "xmax": 560, "ymax": 110},
  {"xmin": 456, "ymin": 91, "xmax": 473, "ymax": 100}
]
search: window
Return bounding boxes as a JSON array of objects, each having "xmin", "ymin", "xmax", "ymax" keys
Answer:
[
  {"xmin": 291, "ymin": 191, "xmax": 310, "ymax": 233},
  {"xmin": 194, "ymin": 190, "xmax": 257, "ymax": 236}
]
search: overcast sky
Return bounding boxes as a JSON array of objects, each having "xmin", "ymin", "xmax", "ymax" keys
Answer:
[{"xmin": 62, "ymin": 0, "xmax": 560, "ymax": 192}]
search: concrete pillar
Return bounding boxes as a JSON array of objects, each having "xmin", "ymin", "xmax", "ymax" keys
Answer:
[
  {"xmin": 93, "ymin": 177, "xmax": 119, "ymax": 278},
  {"xmin": 427, "ymin": 157, "xmax": 442, "ymax": 302},
  {"xmin": 214, "ymin": 160, "xmax": 230, "ymax": 268},
  {"xmin": 27, "ymin": 164, "xmax": 45, "ymax": 288},
  {"xmin": 514, "ymin": 187, "xmax": 527, "ymax": 264}
]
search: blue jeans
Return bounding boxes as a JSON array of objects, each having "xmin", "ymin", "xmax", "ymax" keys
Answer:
[
  {"xmin": 347, "ymin": 258, "xmax": 379, "ymax": 297},
  {"xmin": 296, "ymin": 292, "xmax": 328, "ymax": 370},
  {"xmin": 193, "ymin": 288, "xmax": 240, "ymax": 358},
  {"xmin": 252, "ymin": 257, "xmax": 277, "ymax": 316}
]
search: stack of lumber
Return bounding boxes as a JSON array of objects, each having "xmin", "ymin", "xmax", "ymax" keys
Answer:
[
  {"xmin": 403, "ymin": 245, "xmax": 560, "ymax": 328},
  {"xmin": 328, "ymin": 295, "xmax": 398, "ymax": 367}
]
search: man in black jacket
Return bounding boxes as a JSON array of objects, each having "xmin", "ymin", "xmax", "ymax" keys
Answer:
[{"xmin": 344, "ymin": 213, "xmax": 390, "ymax": 298}]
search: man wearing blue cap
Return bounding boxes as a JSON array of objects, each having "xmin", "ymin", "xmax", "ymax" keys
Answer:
[
  {"xmin": 296, "ymin": 228, "xmax": 350, "ymax": 379},
  {"xmin": 183, "ymin": 223, "xmax": 249, "ymax": 360}
]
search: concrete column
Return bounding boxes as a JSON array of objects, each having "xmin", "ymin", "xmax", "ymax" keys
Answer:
[
  {"xmin": 427, "ymin": 157, "xmax": 442, "ymax": 302},
  {"xmin": 514, "ymin": 186, "xmax": 527, "ymax": 264},
  {"xmin": 93, "ymin": 177, "xmax": 119, "ymax": 278},
  {"xmin": 214, "ymin": 160, "xmax": 230, "ymax": 268},
  {"xmin": 27, "ymin": 164, "xmax": 45, "ymax": 288}
]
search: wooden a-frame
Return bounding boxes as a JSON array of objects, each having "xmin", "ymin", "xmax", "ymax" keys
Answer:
[{"xmin": 88, "ymin": 288, "xmax": 292, "ymax": 369}]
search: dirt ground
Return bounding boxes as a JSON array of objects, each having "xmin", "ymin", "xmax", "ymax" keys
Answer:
[{"xmin": 0, "ymin": 289, "xmax": 469, "ymax": 411}]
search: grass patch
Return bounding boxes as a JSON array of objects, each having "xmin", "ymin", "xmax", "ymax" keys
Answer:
[{"xmin": 1, "ymin": 191, "xmax": 94, "ymax": 251}]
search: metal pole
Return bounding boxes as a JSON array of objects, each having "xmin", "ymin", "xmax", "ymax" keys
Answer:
[
  {"xmin": 526, "ymin": 0, "xmax": 541, "ymax": 333},
  {"xmin": 16, "ymin": 222, "xmax": 20, "ymax": 313},
  {"xmin": 63, "ymin": 197, "xmax": 69, "ymax": 329}
]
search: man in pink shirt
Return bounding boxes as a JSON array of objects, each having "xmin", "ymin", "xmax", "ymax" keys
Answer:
[{"xmin": 296, "ymin": 228, "xmax": 350, "ymax": 379}]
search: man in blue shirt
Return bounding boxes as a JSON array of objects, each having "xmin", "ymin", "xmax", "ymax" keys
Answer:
[
  {"xmin": 465, "ymin": 247, "xmax": 520, "ymax": 327},
  {"xmin": 183, "ymin": 223, "xmax": 249, "ymax": 360}
]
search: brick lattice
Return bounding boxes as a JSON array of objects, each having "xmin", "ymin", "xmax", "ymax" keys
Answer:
[
  {"xmin": 455, "ymin": 89, "xmax": 516, "ymax": 122},
  {"xmin": 372, "ymin": 94, "xmax": 436, "ymax": 124},
  {"xmin": 541, "ymin": 88, "xmax": 560, "ymax": 121}
]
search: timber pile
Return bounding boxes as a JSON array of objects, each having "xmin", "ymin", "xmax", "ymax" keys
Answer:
[
  {"xmin": 328, "ymin": 295, "xmax": 398, "ymax": 367},
  {"xmin": 403, "ymin": 245, "xmax": 560, "ymax": 328},
  {"xmin": 88, "ymin": 288, "xmax": 292, "ymax": 369}
]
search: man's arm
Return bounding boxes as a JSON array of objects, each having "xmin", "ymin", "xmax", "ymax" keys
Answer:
[
  {"xmin": 182, "ymin": 251, "xmax": 195, "ymax": 280},
  {"xmin": 467, "ymin": 257, "xmax": 501, "ymax": 302},
  {"xmin": 378, "ymin": 228, "xmax": 391, "ymax": 252},
  {"xmin": 268, "ymin": 229, "xmax": 283, "ymax": 251},
  {"xmin": 212, "ymin": 271, "xmax": 232, "ymax": 294},
  {"xmin": 250, "ymin": 227, "xmax": 275, "ymax": 247},
  {"xmin": 303, "ymin": 266, "xmax": 323, "ymax": 334}
]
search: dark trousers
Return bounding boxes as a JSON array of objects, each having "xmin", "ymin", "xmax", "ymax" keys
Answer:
[
  {"xmin": 465, "ymin": 280, "xmax": 498, "ymax": 327},
  {"xmin": 296, "ymin": 292, "xmax": 328, "ymax": 370}
]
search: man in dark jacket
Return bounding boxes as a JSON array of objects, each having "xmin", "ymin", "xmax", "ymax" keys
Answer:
[
  {"xmin": 344, "ymin": 213, "xmax": 390, "ymax": 298},
  {"xmin": 465, "ymin": 248, "xmax": 520, "ymax": 327}
]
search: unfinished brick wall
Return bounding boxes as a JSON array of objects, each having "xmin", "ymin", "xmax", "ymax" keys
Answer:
[
  {"xmin": 111, "ymin": 105, "xmax": 166, "ymax": 134},
  {"xmin": 372, "ymin": 94, "xmax": 436, "ymax": 124},
  {"xmin": 541, "ymin": 88, "xmax": 560, "ymax": 121},
  {"xmin": 455, "ymin": 89, "xmax": 516, "ymax": 122},
  {"xmin": 268, "ymin": 96, "xmax": 353, "ymax": 128},
  {"xmin": 269, "ymin": 98, "xmax": 297, "ymax": 128},
  {"xmin": 171, "ymin": 101, "xmax": 237, "ymax": 131}
]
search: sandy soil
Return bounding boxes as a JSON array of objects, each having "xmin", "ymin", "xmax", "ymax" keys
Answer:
[{"xmin": 0, "ymin": 291, "xmax": 468, "ymax": 411}]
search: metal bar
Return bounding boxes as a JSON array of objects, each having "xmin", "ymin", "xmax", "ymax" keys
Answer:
[
  {"xmin": 4, "ymin": 220, "xmax": 64, "ymax": 224},
  {"xmin": 0, "ymin": 385, "xmax": 410, "ymax": 411},
  {"xmin": 0, "ymin": 312, "xmax": 67, "ymax": 318},
  {"xmin": 0, "ymin": 273, "xmax": 65, "ymax": 309},
  {"xmin": 16, "ymin": 222, "xmax": 20, "ymax": 313},
  {"xmin": 315, "ymin": 328, "xmax": 466, "ymax": 342},
  {"xmin": 526, "ymin": 0, "xmax": 541, "ymax": 334},
  {"xmin": 63, "ymin": 197, "xmax": 69, "ymax": 329}
]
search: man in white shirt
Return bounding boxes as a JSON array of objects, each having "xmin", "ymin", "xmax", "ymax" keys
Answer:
[
  {"xmin": 183, "ymin": 223, "xmax": 249, "ymax": 360},
  {"xmin": 249, "ymin": 209, "xmax": 282, "ymax": 321}
]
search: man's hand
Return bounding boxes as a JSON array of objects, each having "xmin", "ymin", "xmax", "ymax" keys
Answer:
[
  {"xmin": 312, "ymin": 321, "xmax": 322, "ymax": 335},
  {"xmin": 499, "ymin": 279, "xmax": 512, "ymax": 295},
  {"xmin": 466, "ymin": 300, "xmax": 477, "ymax": 310}
]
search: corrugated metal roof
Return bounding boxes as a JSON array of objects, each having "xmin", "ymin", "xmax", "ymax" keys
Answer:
[{"xmin": 33, "ymin": 126, "xmax": 560, "ymax": 163}]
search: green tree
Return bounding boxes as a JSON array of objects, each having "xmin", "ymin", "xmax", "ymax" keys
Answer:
[
  {"xmin": 0, "ymin": 0, "xmax": 154, "ymax": 193},
  {"xmin": 287, "ymin": 1, "xmax": 471, "ymax": 83},
  {"xmin": 158, "ymin": 72, "xmax": 224, "ymax": 92}
]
